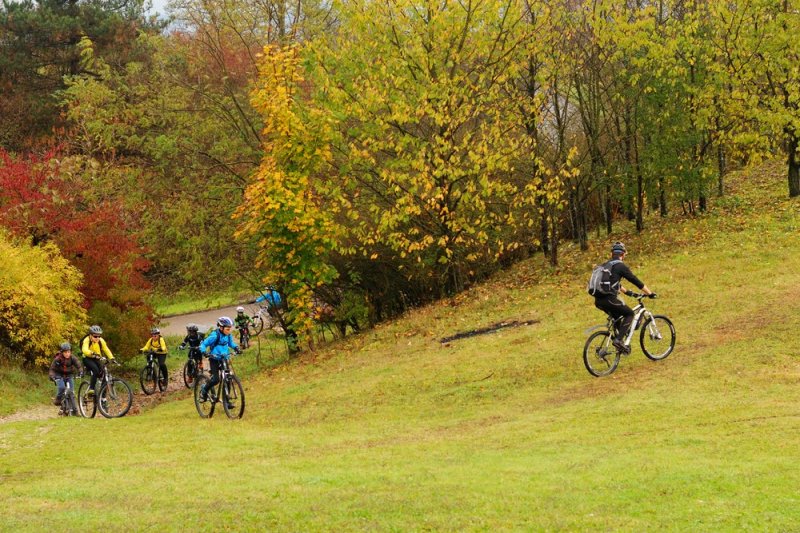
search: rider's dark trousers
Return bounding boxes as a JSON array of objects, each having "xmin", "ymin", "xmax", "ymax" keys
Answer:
[
  {"xmin": 155, "ymin": 353, "xmax": 167, "ymax": 380},
  {"xmin": 205, "ymin": 358, "xmax": 224, "ymax": 392},
  {"xmin": 594, "ymin": 295, "xmax": 634, "ymax": 341},
  {"xmin": 83, "ymin": 357, "xmax": 102, "ymax": 390}
]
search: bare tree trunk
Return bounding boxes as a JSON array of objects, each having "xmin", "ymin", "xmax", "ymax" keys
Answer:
[
  {"xmin": 717, "ymin": 144, "xmax": 726, "ymax": 196},
  {"xmin": 788, "ymin": 131, "xmax": 800, "ymax": 198},
  {"xmin": 549, "ymin": 208, "xmax": 558, "ymax": 267}
]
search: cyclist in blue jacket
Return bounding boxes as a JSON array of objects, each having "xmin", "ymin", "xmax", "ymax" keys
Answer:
[{"xmin": 199, "ymin": 316, "xmax": 241, "ymax": 402}]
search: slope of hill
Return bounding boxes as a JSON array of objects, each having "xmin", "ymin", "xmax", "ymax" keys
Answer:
[{"xmin": 1, "ymin": 164, "xmax": 799, "ymax": 530}]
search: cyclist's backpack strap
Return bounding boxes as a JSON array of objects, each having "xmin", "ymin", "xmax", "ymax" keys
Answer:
[
  {"xmin": 77, "ymin": 335, "xmax": 90, "ymax": 355},
  {"xmin": 208, "ymin": 330, "xmax": 223, "ymax": 350}
]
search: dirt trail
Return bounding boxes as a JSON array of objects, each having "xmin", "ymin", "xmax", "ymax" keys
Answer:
[{"xmin": 0, "ymin": 365, "xmax": 193, "ymax": 425}]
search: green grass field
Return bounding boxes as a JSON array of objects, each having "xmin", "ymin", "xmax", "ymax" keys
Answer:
[{"xmin": 2, "ymin": 164, "xmax": 800, "ymax": 530}]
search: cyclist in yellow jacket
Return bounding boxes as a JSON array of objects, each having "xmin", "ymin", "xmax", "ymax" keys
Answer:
[
  {"xmin": 141, "ymin": 327, "xmax": 169, "ymax": 388},
  {"xmin": 81, "ymin": 325, "xmax": 115, "ymax": 394}
]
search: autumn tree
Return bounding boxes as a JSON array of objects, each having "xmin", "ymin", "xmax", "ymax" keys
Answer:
[
  {"xmin": 710, "ymin": 0, "xmax": 800, "ymax": 197},
  {"xmin": 0, "ymin": 0, "xmax": 159, "ymax": 151}
]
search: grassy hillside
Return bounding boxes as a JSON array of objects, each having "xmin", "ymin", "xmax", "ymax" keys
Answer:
[{"xmin": 2, "ymin": 164, "xmax": 800, "ymax": 530}]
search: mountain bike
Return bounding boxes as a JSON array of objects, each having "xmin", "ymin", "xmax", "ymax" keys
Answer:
[
  {"xmin": 139, "ymin": 351, "xmax": 167, "ymax": 394},
  {"xmin": 236, "ymin": 324, "xmax": 251, "ymax": 349},
  {"xmin": 583, "ymin": 293, "xmax": 675, "ymax": 377},
  {"xmin": 193, "ymin": 357, "xmax": 245, "ymax": 419},
  {"xmin": 54, "ymin": 378, "xmax": 79, "ymax": 417},
  {"xmin": 181, "ymin": 346, "xmax": 205, "ymax": 389},
  {"xmin": 77, "ymin": 358, "xmax": 133, "ymax": 418}
]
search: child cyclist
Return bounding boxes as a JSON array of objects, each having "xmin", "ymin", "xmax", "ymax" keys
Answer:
[
  {"xmin": 48, "ymin": 342, "xmax": 83, "ymax": 414},
  {"xmin": 234, "ymin": 306, "xmax": 255, "ymax": 345},
  {"xmin": 141, "ymin": 327, "xmax": 169, "ymax": 387},
  {"xmin": 179, "ymin": 323, "xmax": 205, "ymax": 371},
  {"xmin": 81, "ymin": 325, "xmax": 116, "ymax": 394},
  {"xmin": 199, "ymin": 317, "xmax": 241, "ymax": 404}
]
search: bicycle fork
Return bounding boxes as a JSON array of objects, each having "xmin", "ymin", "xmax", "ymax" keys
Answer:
[{"xmin": 622, "ymin": 310, "xmax": 662, "ymax": 347}]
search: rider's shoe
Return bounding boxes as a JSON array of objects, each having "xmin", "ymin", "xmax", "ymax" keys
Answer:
[{"xmin": 612, "ymin": 339, "xmax": 630, "ymax": 354}]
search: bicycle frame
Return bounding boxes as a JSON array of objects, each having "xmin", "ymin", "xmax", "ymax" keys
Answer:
[
  {"xmin": 208, "ymin": 359, "xmax": 236, "ymax": 399},
  {"xmin": 593, "ymin": 297, "xmax": 661, "ymax": 348}
]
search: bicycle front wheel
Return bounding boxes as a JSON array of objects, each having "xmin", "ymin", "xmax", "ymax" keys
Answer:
[
  {"xmin": 194, "ymin": 374, "xmax": 215, "ymax": 418},
  {"xmin": 140, "ymin": 365, "xmax": 156, "ymax": 395},
  {"xmin": 640, "ymin": 315, "xmax": 676, "ymax": 361},
  {"xmin": 222, "ymin": 375, "xmax": 245, "ymax": 419},
  {"xmin": 183, "ymin": 359, "xmax": 196, "ymax": 389},
  {"xmin": 583, "ymin": 331, "xmax": 620, "ymax": 377},
  {"xmin": 77, "ymin": 381, "xmax": 96, "ymax": 418},
  {"xmin": 64, "ymin": 391, "xmax": 78, "ymax": 416},
  {"xmin": 98, "ymin": 378, "xmax": 133, "ymax": 418}
]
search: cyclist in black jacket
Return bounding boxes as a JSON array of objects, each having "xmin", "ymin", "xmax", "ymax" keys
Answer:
[
  {"xmin": 179, "ymin": 324, "xmax": 205, "ymax": 369},
  {"xmin": 594, "ymin": 242, "xmax": 655, "ymax": 352}
]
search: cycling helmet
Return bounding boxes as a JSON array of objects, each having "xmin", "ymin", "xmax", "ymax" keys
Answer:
[
  {"xmin": 59, "ymin": 342, "xmax": 72, "ymax": 352},
  {"xmin": 217, "ymin": 316, "xmax": 234, "ymax": 328},
  {"xmin": 186, "ymin": 324, "xmax": 199, "ymax": 333},
  {"xmin": 236, "ymin": 306, "xmax": 245, "ymax": 314},
  {"xmin": 89, "ymin": 325, "xmax": 103, "ymax": 336},
  {"xmin": 611, "ymin": 241, "xmax": 627, "ymax": 254},
  {"xmin": 150, "ymin": 327, "xmax": 161, "ymax": 335}
]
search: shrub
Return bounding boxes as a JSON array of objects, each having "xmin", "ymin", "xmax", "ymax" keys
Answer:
[{"xmin": 0, "ymin": 231, "xmax": 87, "ymax": 366}]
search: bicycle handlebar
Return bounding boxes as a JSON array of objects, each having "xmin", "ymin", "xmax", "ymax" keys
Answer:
[{"xmin": 626, "ymin": 292, "xmax": 658, "ymax": 300}]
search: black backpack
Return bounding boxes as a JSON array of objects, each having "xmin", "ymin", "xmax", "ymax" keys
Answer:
[{"xmin": 587, "ymin": 260, "xmax": 621, "ymax": 296}]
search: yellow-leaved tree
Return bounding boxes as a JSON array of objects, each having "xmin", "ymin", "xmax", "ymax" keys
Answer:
[
  {"xmin": 0, "ymin": 230, "xmax": 87, "ymax": 366},
  {"xmin": 239, "ymin": 0, "xmax": 557, "ymax": 343}
]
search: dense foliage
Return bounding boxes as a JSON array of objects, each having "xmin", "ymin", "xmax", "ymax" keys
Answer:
[
  {"xmin": 0, "ymin": 230, "xmax": 86, "ymax": 366},
  {"xmin": 0, "ymin": 0, "xmax": 798, "ymax": 349}
]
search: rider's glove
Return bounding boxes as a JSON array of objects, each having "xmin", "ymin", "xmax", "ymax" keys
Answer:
[
  {"xmin": 179, "ymin": 344, "xmax": 186, "ymax": 350},
  {"xmin": 234, "ymin": 347, "xmax": 242, "ymax": 355},
  {"xmin": 648, "ymin": 293, "xmax": 658, "ymax": 299}
]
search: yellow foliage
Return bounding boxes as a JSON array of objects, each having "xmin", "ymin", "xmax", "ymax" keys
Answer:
[{"xmin": 0, "ymin": 231, "xmax": 87, "ymax": 366}]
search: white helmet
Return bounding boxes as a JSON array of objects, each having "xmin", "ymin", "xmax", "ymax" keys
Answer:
[{"xmin": 236, "ymin": 306, "xmax": 245, "ymax": 313}]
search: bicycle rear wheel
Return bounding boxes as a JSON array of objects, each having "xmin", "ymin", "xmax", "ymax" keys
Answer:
[
  {"xmin": 98, "ymin": 378, "xmax": 133, "ymax": 418},
  {"xmin": 194, "ymin": 374, "xmax": 215, "ymax": 418},
  {"xmin": 583, "ymin": 331, "xmax": 620, "ymax": 377},
  {"xmin": 222, "ymin": 375, "xmax": 245, "ymax": 419},
  {"xmin": 640, "ymin": 315, "xmax": 676, "ymax": 361},
  {"xmin": 251, "ymin": 314, "xmax": 265, "ymax": 336},
  {"xmin": 77, "ymin": 381, "xmax": 96, "ymax": 418},
  {"xmin": 140, "ymin": 364, "xmax": 156, "ymax": 395}
]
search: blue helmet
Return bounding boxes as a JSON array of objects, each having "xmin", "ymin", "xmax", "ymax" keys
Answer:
[{"xmin": 217, "ymin": 316, "xmax": 234, "ymax": 328}]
